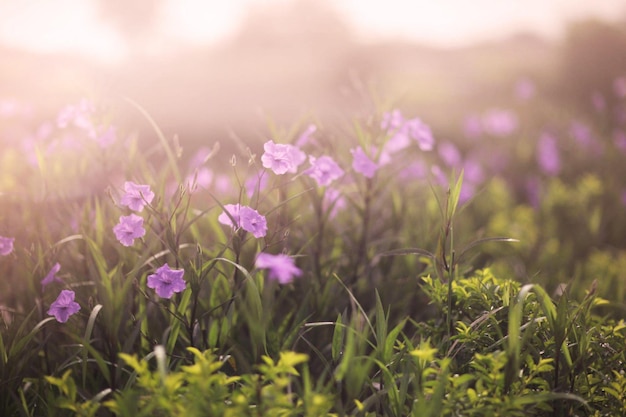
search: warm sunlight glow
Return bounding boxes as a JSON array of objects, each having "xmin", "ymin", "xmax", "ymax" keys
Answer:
[
  {"xmin": 1, "ymin": 0, "xmax": 625, "ymax": 61},
  {"xmin": 0, "ymin": 0, "xmax": 126, "ymax": 63}
]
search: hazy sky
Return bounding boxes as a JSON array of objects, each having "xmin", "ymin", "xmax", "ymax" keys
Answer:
[{"xmin": 1, "ymin": 0, "xmax": 625, "ymax": 63}]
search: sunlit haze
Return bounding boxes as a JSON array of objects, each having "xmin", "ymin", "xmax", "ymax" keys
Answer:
[{"xmin": 1, "ymin": 0, "xmax": 625, "ymax": 63}]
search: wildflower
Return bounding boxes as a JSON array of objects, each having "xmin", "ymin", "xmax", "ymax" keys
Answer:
[
  {"xmin": 438, "ymin": 141, "xmax": 462, "ymax": 167},
  {"xmin": 255, "ymin": 253, "xmax": 302, "ymax": 284},
  {"xmin": 120, "ymin": 181, "xmax": 155, "ymax": 212},
  {"xmin": 482, "ymin": 109, "xmax": 518, "ymax": 137},
  {"xmin": 218, "ymin": 204, "xmax": 267, "ymax": 238},
  {"xmin": 147, "ymin": 264, "xmax": 186, "ymax": 299},
  {"xmin": 261, "ymin": 140, "xmax": 306, "ymax": 175},
  {"xmin": 239, "ymin": 206, "xmax": 267, "ymax": 238},
  {"xmin": 90, "ymin": 125, "xmax": 116, "ymax": 148},
  {"xmin": 570, "ymin": 121, "xmax": 593, "ymax": 147},
  {"xmin": 536, "ymin": 133, "xmax": 560, "ymax": 176},
  {"xmin": 56, "ymin": 99, "xmax": 94, "ymax": 130},
  {"xmin": 351, "ymin": 146, "xmax": 379, "ymax": 178},
  {"xmin": 218, "ymin": 204, "xmax": 241, "ymax": 228},
  {"xmin": 185, "ymin": 167, "xmax": 213, "ymax": 193},
  {"xmin": 113, "ymin": 214, "xmax": 146, "ymax": 246},
  {"xmin": 405, "ymin": 118, "xmax": 435, "ymax": 151},
  {"xmin": 246, "ymin": 173, "xmax": 269, "ymax": 198},
  {"xmin": 42, "ymin": 262, "xmax": 63, "ymax": 287},
  {"xmin": 381, "ymin": 109, "xmax": 404, "ymax": 131},
  {"xmin": 47, "ymin": 290, "xmax": 80, "ymax": 323},
  {"xmin": 462, "ymin": 158, "xmax": 485, "ymax": 184},
  {"xmin": 323, "ymin": 187, "xmax": 346, "ymax": 219},
  {"xmin": 305, "ymin": 155, "xmax": 344, "ymax": 186},
  {"xmin": 0, "ymin": 236, "xmax": 14, "ymax": 256},
  {"xmin": 381, "ymin": 110, "xmax": 435, "ymax": 153},
  {"xmin": 463, "ymin": 114, "xmax": 483, "ymax": 139},
  {"xmin": 295, "ymin": 124, "xmax": 317, "ymax": 147},
  {"xmin": 398, "ymin": 160, "xmax": 428, "ymax": 180}
]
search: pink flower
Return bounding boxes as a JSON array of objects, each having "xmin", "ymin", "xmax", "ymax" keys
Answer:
[
  {"xmin": 113, "ymin": 214, "xmax": 146, "ymax": 246},
  {"xmin": 351, "ymin": 146, "xmax": 379, "ymax": 178},
  {"xmin": 47, "ymin": 290, "xmax": 80, "ymax": 323},
  {"xmin": 147, "ymin": 264, "xmax": 186, "ymax": 299},
  {"xmin": 42, "ymin": 262, "xmax": 63, "ymax": 287},
  {"xmin": 0, "ymin": 236, "xmax": 14, "ymax": 256},
  {"xmin": 120, "ymin": 181, "xmax": 155, "ymax": 212},
  {"xmin": 305, "ymin": 155, "xmax": 344, "ymax": 186},
  {"xmin": 261, "ymin": 140, "xmax": 306, "ymax": 175},
  {"xmin": 255, "ymin": 253, "xmax": 302, "ymax": 284}
]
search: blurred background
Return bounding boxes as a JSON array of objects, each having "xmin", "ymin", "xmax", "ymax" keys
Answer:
[{"xmin": 1, "ymin": 0, "xmax": 626, "ymax": 145}]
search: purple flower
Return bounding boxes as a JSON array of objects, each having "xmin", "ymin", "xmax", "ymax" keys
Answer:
[
  {"xmin": 536, "ymin": 133, "xmax": 560, "ymax": 176},
  {"xmin": 463, "ymin": 114, "xmax": 483, "ymax": 139},
  {"xmin": 570, "ymin": 121, "xmax": 593, "ymax": 147},
  {"xmin": 295, "ymin": 124, "xmax": 317, "ymax": 147},
  {"xmin": 47, "ymin": 290, "xmax": 80, "ymax": 323},
  {"xmin": 261, "ymin": 140, "xmax": 306, "ymax": 175},
  {"xmin": 381, "ymin": 111, "xmax": 434, "ymax": 153},
  {"xmin": 305, "ymin": 155, "xmax": 344, "ymax": 186},
  {"xmin": 482, "ymin": 109, "xmax": 518, "ymax": 137},
  {"xmin": 185, "ymin": 167, "xmax": 214, "ymax": 193},
  {"xmin": 218, "ymin": 204, "xmax": 242, "ymax": 228},
  {"xmin": 0, "ymin": 236, "xmax": 14, "ymax": 256},
  {"xmin": 42, "ymin": 262, "xmax": 63, "ymax": 287},
  {"xmin": 405, "ymin": 118, "xmax": 435, "ymax": 151},
  {"xmin": 120, "ymin": 181, "xmax": 155, "ymax": 212},
  {"xmin": 89, "ymin": 125, "xmax": 116, "ymax": 148},
  {"xmin": 255, "ymin": 253, "xmax": 302, "ymax": 284},
  {"xmin": 323, "ymin": 187, "xmax": 346, "ymax": 219},
  {"xmin": 147, "ymin": 264, "xmax": 186, "ymax": 299},
  {"xmin": 381, "ymin": 109, "xmax": 405, "ymax": 131},
  {"xmin": 351, "ymin": 146, "xmax": 379, "ymax": 178},
  {"xmin": 113, "ymin": 214, "xmax": 146, "ymax": 246},
  {"xmin": 56, "ymin": 99, "xmax": 94, "ymax": 130},
  {"xmin": 239, "ymin": 206, "xmax": 267, "ymax": 238},
  {"xmin": 246, "ymin": 173, "xmax": 269, "ymax": 198},
  {"xmin": 438, "ymin": 141, "xmax": 462, "ymax": 167},
  {"xmin": 458, "ymin": 182, "xmax": 476, "ymax": 205},
  {"xmin": 218, "ymin": 204, "xmax": 267, "ymax": 238},
  {"xmin": 463, "ymin": 158, "xmax": 485, "ymax": 184},
  {"xmin": 398, "ymin": 161, "xmax": 427, "ymax": 180}
]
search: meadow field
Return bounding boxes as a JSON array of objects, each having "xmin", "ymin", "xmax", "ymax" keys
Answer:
[{"xmin": 1, "ymin": 16, "xmax": 626, "ymax": 417}]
